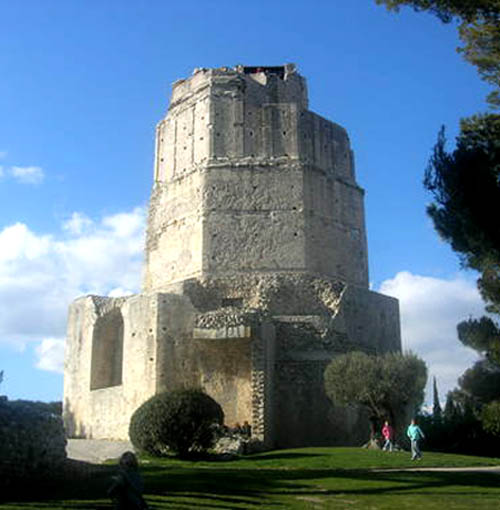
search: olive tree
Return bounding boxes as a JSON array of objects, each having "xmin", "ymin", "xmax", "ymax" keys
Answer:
[{"xmin": 324, "ymin": 351, "xmax": 427, "ymax": 439}]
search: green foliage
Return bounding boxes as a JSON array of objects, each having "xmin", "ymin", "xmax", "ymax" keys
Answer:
[
  {"xmin": 5, "ymin": 399, "xmax": 63, "ymax": 415},
  {"xmin": 0, "ymin": 399, "xmax": 63, "ymax": 417},
  {"xmin": 423, "ymin": 116, "xmax": 500, "ymax": 394},
  {"xmin": 418, "ymin": 389, "xmax": 500, "ymax": 454},
  {"xmin": 324, "ymin": 351, "xmax": 378, "ymax": 408},
  {"xmin": 457, "ymin": 317, "xmax": 500, "ymax": 395},
  {"xmin": 459, "ymin": 13, "xmax": 500, "ymax": 107},
  {"xmin": 324, "ymin": 351, "xmax": 427, "ymax": 431},
  {"xmin": 424, "ymin": 115, "xmax": 500, "ymax": 276},
  {"xmin": 443, "ymin": 391, "xmax": 462, "ymax": 426},
  {"xmin": 481, "ymin": 400, "xmax": 500, "ymax": 434},
  {"xmin": 129, "ymin": 388, "xmax": 224, "ymax": 458},
  {"xmin": 477, "ymin": 264, "xmax": 500, "ymax": 315},
  {"xmin": 457, "ymin": 316, "xmax": 500, "ymax": 364},
  {"xmin": 376, "ymin": 0, "xmax": 500, "ymax": 107},
  {"xmin": 433, "ymin": 376, "xmax": 442, "ymax": 420},
  {"xmin": 458, "ymin": 360, "xmax": 500, "ymax": 404},
  {"xmin": 375, "ymin": 0, "xmax": 500, "ymax": 23},
  {"xmin": 421, "ymin": 77, "xmax": 500, "ymax": 436}
]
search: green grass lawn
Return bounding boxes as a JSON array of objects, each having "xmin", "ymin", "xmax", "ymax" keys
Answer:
[{"xmin": 3, "ymin": 448, "xmax": 500, "ymax": 509}]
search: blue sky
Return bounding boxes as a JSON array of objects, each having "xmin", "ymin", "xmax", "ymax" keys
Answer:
[{"xmin": 0, "ymin": 1, "xmax": 492, "ymax": 405}]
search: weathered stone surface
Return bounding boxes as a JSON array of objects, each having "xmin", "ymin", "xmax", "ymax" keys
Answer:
[
  {"xmin": 64, "ymin": 292, "xmax": 196, "ymax": 439},
  {"xmin": 64, "ymin": 64, "xmax": 402, "ymax": 448},
  {"xmin": 143, "ymin": 64, "xmax": 368, "ymax": 290}
]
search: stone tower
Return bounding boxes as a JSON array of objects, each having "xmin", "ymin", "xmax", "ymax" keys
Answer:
[
  {"xmin": 63, "ymin": 65, "xmax": 401, "ymax": 448},
  {"xmin": 144, "ymin": 63, "xmax": 368, "ymax": 291}
]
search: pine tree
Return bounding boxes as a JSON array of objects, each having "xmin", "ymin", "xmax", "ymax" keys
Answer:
[
  {"xmin": 444, "ymin": 392, "xmax": 458, "ymax": 423},
  {"xmin": 433, "ymin": 376, "xmax": 442, "ymax": 421}
]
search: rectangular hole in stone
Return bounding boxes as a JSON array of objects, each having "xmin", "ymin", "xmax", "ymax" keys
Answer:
[{"xmin": 221, "ymin": 298, "xmax": 243, "ymax": 308}]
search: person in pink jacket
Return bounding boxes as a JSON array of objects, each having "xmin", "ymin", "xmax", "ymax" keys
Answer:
[{"xmin": 381, "ymin": 421, "xmax": 394, "ymax": 452}]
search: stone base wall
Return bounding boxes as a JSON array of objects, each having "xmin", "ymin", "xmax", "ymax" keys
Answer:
[
  {"xmin": 64, "ymin": 273, "xmax": 401, "ymax": 447},
  {"xmin": 63, "ymin": 292, "xmax": 195, "ymax": 439}
]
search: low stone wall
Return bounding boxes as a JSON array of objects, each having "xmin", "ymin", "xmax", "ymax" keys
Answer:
[{"xmin": 0, "ymin": 397, "xmax": 67, "ymax": 486}]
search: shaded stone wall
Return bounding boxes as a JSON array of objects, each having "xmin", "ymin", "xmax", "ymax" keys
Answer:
[
  {"xmin": 273, "ymin": 321, "xmax": 368, "ymax": 448},
  {"xmin": 90, "ymin": 308, "xmax": 124, "ymax": 390},
  {"xmin": 193, "ymin": 309, "xmax": 276, "ymax": 445}
]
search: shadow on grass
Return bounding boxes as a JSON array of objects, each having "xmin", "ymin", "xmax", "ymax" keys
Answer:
[
  {"xmin": 3, "ymin": 461, "xmax": 500, "ymax": 508},
  {"xmin": 247, "ymin": 452, "xmax": 327, "ymax": 462}
]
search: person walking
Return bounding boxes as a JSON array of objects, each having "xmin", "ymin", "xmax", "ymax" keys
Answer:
[
  {"xmin": 381, "ymin": 420, "xmax": 394, "ymax": 452},
  {"xmin": 406, "ymin": 418, "xmax": 425, "ymax": 460}
]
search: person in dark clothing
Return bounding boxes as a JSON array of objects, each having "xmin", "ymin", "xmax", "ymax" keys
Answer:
[
  {"xmin": 241, "ymin": 421, "xmax": 252, "ymax": 438},
  {"xmin": 108, "ymin": 451, "xmax": 148, "ymax": 510}
]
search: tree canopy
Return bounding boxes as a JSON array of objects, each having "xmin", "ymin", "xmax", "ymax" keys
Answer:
[
  {"xmin": 481, "ymin": 399, "xmax": 500, "ymax": 435},
  {"xmin": 375, "ymin": 0, "xmax": 500, "ymax": 22},
  {"xmin": 376, "ymin": 0, "xmax": 500, "ymax": 436},
  {"xmin": 433, "ymin": 376, "xmax": 442, "ymax": 419},
  {"xmin": 458, "ymin": 360, "xmax": 500, "ymax": 404},
  {"xmin": 423, "ymin": 114, "xmax": 500, "ymax": 274},
  {"xmin": 457, "ymin": 316, "xmax": 500, "ymax": 364},
  {"xmin": 324, "ymin": 351, "xmax": 427, "ymax": 432},
  {"xmin": 423, "ymin": 115, "xmax": 500, "ymax": 374}
]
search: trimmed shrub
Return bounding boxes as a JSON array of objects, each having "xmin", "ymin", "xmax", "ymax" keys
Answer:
[{"xmin": 129, "ymin": 388, "xmax": 224, "ymax": 458}]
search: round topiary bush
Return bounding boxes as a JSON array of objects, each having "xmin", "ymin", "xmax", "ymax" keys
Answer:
[{"xmin": 129, "ymin": 388, "xmax": 224, "ymax": 458}]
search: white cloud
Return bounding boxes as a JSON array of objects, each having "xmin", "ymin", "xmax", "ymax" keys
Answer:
[
  {"xmin": 108, "ymin": 287, "xmax": 135, "ymax": 298},
  {"xmin": 10, "ymin": 166, "xmax": 44, "ymax": 184},
  {"xmin": 0, "ymin": 207, "xmax": 146, "ymax": 370},
  {"xmin": 35, "ymin": 338, "xmax": 65, "ymax": 373},
  {"xmin": 0, "ymin": 223, "xmax": 52, "ymax": 262},
  {"xmin": 62, "ymin": 212, "xmax": 94, "ymax": 236},
  {"xmin": 103, "ymin": 209, "xmax": 145, "ymax": 238},
  {"xmin": 378, "ymin": 271, "xmax": 485, "ymax": 403},
  {"xmin": 0, "ymin": 166, "xmax": 3, "ymax": 178}
]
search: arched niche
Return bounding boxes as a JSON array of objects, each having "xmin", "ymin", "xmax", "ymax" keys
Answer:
[{"xmin": 90, "ymin": 309, "xmax": 124, "ymax": 390}]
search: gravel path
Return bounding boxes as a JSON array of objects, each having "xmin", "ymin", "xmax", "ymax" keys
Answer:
[
  {"xmin": 66, "ymin": 439, "xmax": 135, "ymax": 464},
  {"xmin": 375, "ymin": 466, "xmax": 500, "ymax": 473}
]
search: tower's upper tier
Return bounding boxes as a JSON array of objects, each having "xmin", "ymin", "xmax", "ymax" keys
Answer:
[
  {"xmin": 153, "ymin": 64, "xmax": 355, "ymax": 186},
  {"xmin": 144, "ymin": 64, "xmax": 369, "ymax": 291}
]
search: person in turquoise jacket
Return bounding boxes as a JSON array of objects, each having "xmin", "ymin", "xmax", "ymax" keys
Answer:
[{"xmin": 407, "ymin": 418, "xmax": 425, "ymax": 460}]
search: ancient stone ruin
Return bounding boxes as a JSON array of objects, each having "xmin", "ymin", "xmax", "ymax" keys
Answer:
[{"xmin": 63, "ymin": 64, "xmax": 401, "ymax": 448}]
